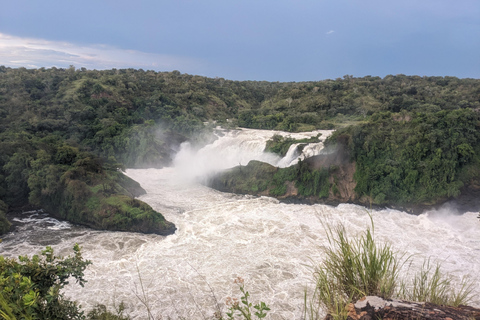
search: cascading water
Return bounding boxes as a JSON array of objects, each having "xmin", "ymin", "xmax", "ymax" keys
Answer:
[
  {"xmin": 173, "ymin": 128, "xmax": 333, "ymax": 181},
  {"xmin": 1, "ymin": 128, "xmax": 479, "ymax": 319}
]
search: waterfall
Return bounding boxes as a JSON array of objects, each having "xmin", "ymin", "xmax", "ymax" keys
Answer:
[
  {"xmin": 1, "ymin": 128, "xmax": 478, "ymax": 320},
  {"xmin": 173, "ymin": 128, "xmax": 334, "ymax": 181}
]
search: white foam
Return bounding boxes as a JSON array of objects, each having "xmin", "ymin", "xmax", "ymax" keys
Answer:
[{"xmin": 1, "ymin": 128, "xmax": 478, "ymax": 319}]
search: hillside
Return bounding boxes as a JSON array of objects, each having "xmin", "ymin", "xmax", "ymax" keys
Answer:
[{"xmin": 1, "ymin": 67, "xmax": 480, "ymax": 233}]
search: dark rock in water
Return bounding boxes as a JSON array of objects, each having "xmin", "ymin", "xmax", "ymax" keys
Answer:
[
  {"xmin": 209, "ymin": 160, "xmax": 278, "ymax": 195},
  {"xmin": 452, "ymin": 182, "xmax": 480, "ymax": 214},
  {"xmin": 333, "ymin": 296, "xmax": 480, "ymax": 320}
]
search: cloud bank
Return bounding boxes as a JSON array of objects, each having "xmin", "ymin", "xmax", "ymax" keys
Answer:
[{"xmin": 0, "ymin": 33, "xmax": 203, "ymax": 72}]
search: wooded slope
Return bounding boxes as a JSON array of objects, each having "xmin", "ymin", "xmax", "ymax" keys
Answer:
[{"xmin": 1, "ymin": 67, "xmax": 479, "ymax": 233}]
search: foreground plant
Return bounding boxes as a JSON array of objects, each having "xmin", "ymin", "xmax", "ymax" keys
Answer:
[
  {"xmin": 399, "ymin": 258, "xmax": 474, "ymax": 307},
  {"xmin": 0, "ymin": 244, "xmax": 91, "ymax": 320},
  {"xmin": 304, "ymin": 217, "xmax": 475, "ymax": 320},
  {"xmin": 306, "ymin": 218, "xmax": 401, "ymax": 319},
  {"xmin": 87, "ymin": 302, "xmax": 130, "ymax": 320},
  {"xmin": 220, "ymin": 277, "xmax": 270, "ymax": 320}
]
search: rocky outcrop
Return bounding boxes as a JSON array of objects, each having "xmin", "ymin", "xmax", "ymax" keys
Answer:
[
  {"xmin": 304, "ymin": 147, "xmax": 357, "ymax": 204},
  {"xmin": 209, "ymin": 160, "xmax": 278, "ymax": 195},
  {"xmin": 336, "ymin": 296, "xmax": 480, "ymax": 320},
  {"xmin": 210, "ymin": 137, "xmax": 480, "ymax": 214},
  {"xmin": 37, "ymin": 169, "xmax": 176, "ymax": 236},
  {"xmin": 208, "ymin": 147, "xmax": 358, "ymax": 206}
]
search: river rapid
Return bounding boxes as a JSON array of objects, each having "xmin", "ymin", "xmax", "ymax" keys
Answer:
[{"xmin": 1, "ymin": 128, "xmax": 479, "ymax": 319}]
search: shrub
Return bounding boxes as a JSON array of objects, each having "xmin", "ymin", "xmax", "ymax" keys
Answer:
[{"xmin": 0, "ymin": 244, "xmax": 91, "ymax": 320}]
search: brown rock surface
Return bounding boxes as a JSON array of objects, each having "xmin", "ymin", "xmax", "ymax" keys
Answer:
[
  {"xmin": 304, "ymin": 146, "xmax": 357, "ymax": 203},
  {"xmin": 333, "ymin": 296, "xmax": 480, "ymax": 320}
]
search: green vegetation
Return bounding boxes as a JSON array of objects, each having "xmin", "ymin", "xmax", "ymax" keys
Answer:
[
  {"xmin": 398, "ymin": 259, "xmax": 474, "ymax": 307},
  {"xmin": 306, "ymin": 221, "xmax": 400, "ymax": 319},
  {"xmin": 223, "ymin": 278, "xmax": 270, "ymax": 320},
  {"xmin": 1, "ymin": 66, "xmax": 480, "ymax": 231},
  {"xmin": 326, "ymin": 108, "xmax": 480, "ymax": 205},
  {"xmin": 236, "ymin": 74, "xmax": 480, "ymax": 132},
  {"xmin": 304, "ymin": 220, "xmax": 474, "ymax": 320},
  {"xmin": 210, "ymin": 159, "xmax": 336, "ymax": 201},
  {"xmin": 216, "ymin": 107, "xmax": 480, "ymax": 209},
  {"xmin": 0, "ymin": 200, "xmax": 10, "ymax": 234},
  {"xmin": 0, "ymin": 132, "xmax": 174, "ymax": 234},
  {"xmin": 264, "ymin": 134, "xmax": 320, "ymax": 157},
  {"xmin": 0, "ymin": 244, "xmax": 91, "ymax": 320},
  {"xmin": 86, "ymin": 303, "xmax": 130, "ymax": 320},
  {"xmin": 210, "ymin": 161, "xmax": 276, "ymax": 194}
]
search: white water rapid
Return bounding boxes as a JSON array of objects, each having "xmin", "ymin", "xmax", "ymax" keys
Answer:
[{"xmin": 1, "ymin": 128, "xmax": 479, "ymax": 319}]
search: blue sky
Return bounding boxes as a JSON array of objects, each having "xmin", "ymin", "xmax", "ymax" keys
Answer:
[{"xmin": 1, "ymin": 0, "xmax": 479, "ymax": 81}]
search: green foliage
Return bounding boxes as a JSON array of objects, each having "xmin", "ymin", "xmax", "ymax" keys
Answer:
[
  {"xmin": 307, "ymin": 219, "xmax": 399, "ymax": 320},
  {"xmin": 222, "ymin": 277, "xmax": 270, "ymax": 320},
  {"xmin": 86, "ymin": 303, "xmax": 130, "ymax": 320},
  {"xmin": 0, "ymin": 127, "xmax": 175, "ymax": 234},
  {"xmin": 295, "ymin": 160, "xmax": 331, "ymax": 198},
  {"xmin": 0, "ymin": 244, "xmax": 91, "ymax": 320},
  {"xmin": 4, "ymin": 68, "xmax": 479, "ymax": 163},
  {"xmin": 210, "ymin": 161, "xmax": 277, "ymax": 195},
  {"xmin": 269, "ymin": 160, "xmax": 333, "ymax": 199},
  {"xmin": 264, "ymin": 134, "xmax": 320, "ymax": 157},
  {"xmin": 210, "ymin": 158, "xmax": 336, "ymax": 201},
  {"xmin": 317, "ymin": 220, "xmax": 399, "ymax": 302},
  {"xmin": 328, "ymin": 108, "xmax": 480, "ymax": 205},
  {"xmin": 0, "ymin": 200, "xmax": 10, "ymax": 235}
]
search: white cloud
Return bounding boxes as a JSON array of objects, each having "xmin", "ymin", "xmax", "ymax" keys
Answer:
[
  {"xmin": 0, "ymin": 33, "xmax": 203, "ymax": 72},
  {"xmin": 326, "ymin": 30, "xmax": 335, "ymax": 35}
]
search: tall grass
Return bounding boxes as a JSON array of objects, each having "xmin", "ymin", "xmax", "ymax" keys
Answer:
[
  {"xmin": 399, "ymin": 259, "xmax": 475, "ymax": 307},
  {"xmin": 304, "ymin": 218, "xmax": 401, "ymax": 320},
  {"xmin": 304, "ymin": 217, "xmax": 475, "ymax": 320}
]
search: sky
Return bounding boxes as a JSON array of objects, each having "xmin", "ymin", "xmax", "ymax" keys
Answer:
[{"xmin": 0, "ymin": 0, "xmax": 479, "ymax": 82}]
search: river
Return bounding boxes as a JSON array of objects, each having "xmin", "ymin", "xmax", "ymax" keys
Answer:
[{"xmin": 1, "ymin": 128, "xmax": 479, "ymax": 319}]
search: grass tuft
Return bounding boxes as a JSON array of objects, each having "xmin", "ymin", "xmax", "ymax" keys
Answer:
[
  {"xmin": 304, "ymin": 215, "xmax": 475, "ymax": 319},
  {"xmin": 305, "ymin": 216, "xmax": 401, "ymax": 319},
  {"xmin": 399, "ymin": 258, "xmax": 475, "ymax": 307}
]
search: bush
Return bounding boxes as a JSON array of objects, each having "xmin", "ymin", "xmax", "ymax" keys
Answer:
[
  {"xmin": 87, "ymin": 303, "xmax": 130, "ymax": 320},
  {"xmin": 0, "ymin": 244, "xmax": 91, "ymax": 320}
]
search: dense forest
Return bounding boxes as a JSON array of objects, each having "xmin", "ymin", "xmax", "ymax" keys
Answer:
[{"xmin": 1, "ymin": 66, "xmax": 480, "ymax": 234}]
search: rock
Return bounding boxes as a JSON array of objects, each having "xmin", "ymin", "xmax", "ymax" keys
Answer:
[{"xmin": 336, "ymin": 296, "xmax": 480, "ymax": 320}]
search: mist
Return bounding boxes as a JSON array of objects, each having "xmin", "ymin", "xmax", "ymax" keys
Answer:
[{"xmin": 171, "ymin": 128, "xmax": 334, "ymax": 183}]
